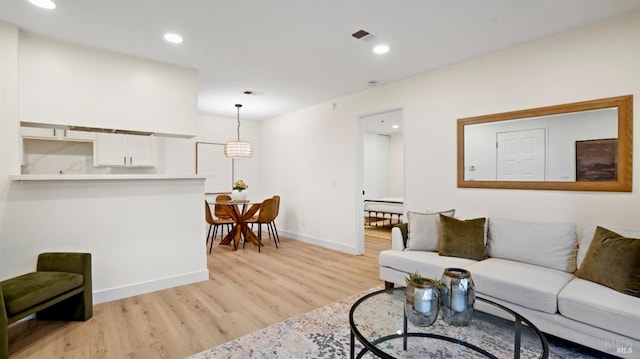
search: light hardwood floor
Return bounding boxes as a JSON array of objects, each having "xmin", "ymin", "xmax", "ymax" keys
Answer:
[{"xmin": 8, "ymin": 231, "xmax": 390, "ymax": 358}]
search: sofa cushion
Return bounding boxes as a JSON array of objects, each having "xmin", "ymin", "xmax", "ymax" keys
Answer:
[
  {"xmin": 1, "ymin": 271, "xmax": 84, "ymax": 316},
  {"xmin": 406, "ymin": 209, "xmax": 455, "ymax": 251},
  {"xmin": 579, "ymin": 224, "xmax": 640, "ymax": 268},
  {"xmin": 379, "ymin": 250, "xmax": 478, "ymax": 282},
  {"xmin": 439, "ymin": 215, "xmax": 487, "ymax": 260},
  {"xmin": 559, "ymin": 278, "xmax": 640, "ymax": 340},
  {"xmin": 467, "ymin": 258, "xmax": 574, "ymax": 314},
  {"xmin": 575, "ymin": 226, "xmax": 640, "ymax": 297},
  {"xmin": 487, "ymin": 218, "xmax": 577, "ymax": 273}
]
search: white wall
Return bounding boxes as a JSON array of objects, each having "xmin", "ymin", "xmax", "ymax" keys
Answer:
[
  {"xmin": 363, "ymin": 133, "xmax": 390, "ymax": 199},
  {"xmin": 260, "ymin": 11, "xmax": 640, "ymax": 254},
  {"xmin": 260, "ymin": 103, "xmax": 359, "ymax": 253},
  {"xmin": 389, "ymin": 132, "xmax": 404, "ymax": 198},
  {"xmin": 0, "ymin": 23, "xmax": 207, "ymax": 303},
  {"xmin": 19, "ymin": 32, "xmax": 198, "ymax": 137}
]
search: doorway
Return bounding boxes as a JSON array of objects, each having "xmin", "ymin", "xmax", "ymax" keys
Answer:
[{"xmin": 357, "ymin": 108, "xmax": 404, "ymax": 254}]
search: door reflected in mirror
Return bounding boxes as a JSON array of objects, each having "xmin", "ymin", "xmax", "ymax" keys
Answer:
[{"xmin": 457, "ymin": 95, "xmax": 632, "ymax": 192}]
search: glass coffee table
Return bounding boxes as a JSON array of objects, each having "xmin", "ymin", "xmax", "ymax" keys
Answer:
[{"xmin": 349, "ymin": 288, "xmax": 548, "ymax": 358}]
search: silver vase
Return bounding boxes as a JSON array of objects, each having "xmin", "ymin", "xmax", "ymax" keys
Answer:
[
  {"xmin": 404, "ymin": 278, "xmax": 439, "ymax": 327},
  {"xmin": 440, "ymin": 267, "xmax": 475, "ymax": 326}
]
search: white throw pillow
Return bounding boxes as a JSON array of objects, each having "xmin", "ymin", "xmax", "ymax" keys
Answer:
[
  {"xmin": 487, "ymin": 218, "xmax": 578, "ymax": 273},
  {"xmin": 579, "ymin": 224, "xmax": 640, "ymax": 268},
  {"xmin": 406, "ymin": 209, "xmax": 455, "ymax": 251}
]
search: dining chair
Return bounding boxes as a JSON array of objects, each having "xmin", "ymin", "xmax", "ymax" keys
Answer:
[
  {"xmin": 250, "ymin": 195, "xmax": 280, "ymax": 239},
  {"xmin": 215, "ymin": 194, "xmax": 233, "ymax": 219},
  {"xmin": 271, "ymin": 195, "xmax": 281, "ymax": 243},
  {"xmin": 245, "ymin": 198, "xmax": 278, "ymax": 252},
  {"xmin": 205, "ymin": 201, "xmax": 235, "ymax": 253}
]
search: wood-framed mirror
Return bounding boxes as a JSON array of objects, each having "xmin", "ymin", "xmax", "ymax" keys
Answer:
[{"xmin": 457, "ymin": 95, "xmax": 632, "ymax": 191}]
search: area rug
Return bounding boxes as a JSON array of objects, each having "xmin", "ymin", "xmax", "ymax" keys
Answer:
[{"xmin": 188, "ymin": 287, "xmax": 609, "ymax": 358}]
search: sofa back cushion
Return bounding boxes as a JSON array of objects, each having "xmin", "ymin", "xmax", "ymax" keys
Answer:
[
  {"xmin": 579, "ymin": 224, "xmax": 640, "ymax": 268},
  {"xmin": 487, "ymin": 218, "xmax": 578, "ymax": 273},
  {"xmin": 406, "ymin": 209, "xmax": 455, "ymax": 251}
]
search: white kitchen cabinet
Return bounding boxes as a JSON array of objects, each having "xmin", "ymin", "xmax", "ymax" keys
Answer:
[
  {"xmin": 94, "ymin": 133, "xmax": 157, "ymax": 167},
  {"xmin": 20, "ymin": 126, "xmax": 97, "ymax": 141}
]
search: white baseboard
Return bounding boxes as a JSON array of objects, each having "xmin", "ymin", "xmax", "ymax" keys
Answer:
[
  {"xmin": 279, "ymin": 230, "xmax": 359, "ymax": 255},
  {"xmin": 92, "ymin": 269, "xmax": 209, "ymax": 304}
]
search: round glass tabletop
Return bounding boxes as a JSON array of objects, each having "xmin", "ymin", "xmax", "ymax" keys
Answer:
[{"xmin": 349, "ymin": 287, "xmax": 549, "ymax": 359}]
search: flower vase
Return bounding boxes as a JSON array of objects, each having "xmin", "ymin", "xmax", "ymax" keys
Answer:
[
  {"xmin": 231, "ymin": 189, "xmax": 247, "ymax": 201},
  {"xmin": 440, "ymin": 267, "xmax": 475, "ymax": 326}
]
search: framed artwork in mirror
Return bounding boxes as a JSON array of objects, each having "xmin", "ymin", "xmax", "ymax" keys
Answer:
[{"xmin": 576, "ymin": 139, "xmax": 617, "ymax": 181}]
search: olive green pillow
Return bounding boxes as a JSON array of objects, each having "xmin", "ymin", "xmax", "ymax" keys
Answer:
[
  {"xmin": 439, "ymin": 215, "xmax": 487, "ymax": 260},
  {"xmin": 576, "ymin": 226, "xmax": 640, "ymax": 297}
]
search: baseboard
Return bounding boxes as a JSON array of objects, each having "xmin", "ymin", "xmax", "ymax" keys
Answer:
[
  {"xmin": 93, "ymin": 269, "xmax": 210, "ymax": 304},
  {"xmin": 279, "ymin": 230, "xmax": 359, "ymax": 255}
]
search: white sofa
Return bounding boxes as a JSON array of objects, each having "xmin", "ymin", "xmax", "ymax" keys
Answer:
[{"xmin": 379, "ymin": 215, "xmax": 639, "ymax": 357}]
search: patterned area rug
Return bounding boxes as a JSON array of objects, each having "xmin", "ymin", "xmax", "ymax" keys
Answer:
[{"xmin": 188, "ymin": 287, "xmax": 611, "ymax": 359}]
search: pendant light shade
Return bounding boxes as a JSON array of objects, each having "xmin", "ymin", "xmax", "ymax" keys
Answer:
[
  {"xmin": 224, "ymin": 141, "xmax": 253, "ymax": 158},
  {"xmin": 224, "ymin": 104, "xmax": 253, "ymax": 158}
]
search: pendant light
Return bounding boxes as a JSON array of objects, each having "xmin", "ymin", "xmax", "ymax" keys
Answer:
[{"xmin": 224, "ymin": 104, "xmax": 253, "ymax": 158}]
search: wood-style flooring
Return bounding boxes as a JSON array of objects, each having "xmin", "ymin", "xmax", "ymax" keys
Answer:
[{"xmin": 7, "ymin": 231, "xmax": 390, "ymax": 358}]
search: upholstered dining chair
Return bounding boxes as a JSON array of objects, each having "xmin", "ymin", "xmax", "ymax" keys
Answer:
[
  {"xmin": 205, "ymin": 201, "xmax": 235, "ymax": 253},
  {"xmin": 245, "ymin": 198, "xmax": 278, "ymax": 252},
  {"xmin": 271, "ymin": 195, "xmax": 281, "ymax": 243},
  {"xmin": 214, "ymin": 194, "xmax": 233, "ymax": 219}
]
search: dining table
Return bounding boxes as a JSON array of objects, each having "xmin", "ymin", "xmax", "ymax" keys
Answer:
[{"xmin": 215, "ymin": 200, "xmax": 262, "ymax": 250}]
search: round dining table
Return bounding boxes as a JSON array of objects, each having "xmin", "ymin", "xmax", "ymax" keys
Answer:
[{"xmin": 214, "ymin": 200, "xmax": 262, "ymax": 250}]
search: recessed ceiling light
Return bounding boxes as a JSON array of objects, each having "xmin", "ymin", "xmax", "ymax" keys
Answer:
[
  {"xmin": 373, "ymin": 44, "xmax": 390, "ymax": 54},
  {"xmin": 392, "ymin": 125, "xmax": 399, "ymax": 129},
  {"xmin": 28, "ymin": 0, "xmax": 56, "ymax": 10},
  {"xmin": 164, "ymin": 33, "xmax": 183, "ymax": 44}
]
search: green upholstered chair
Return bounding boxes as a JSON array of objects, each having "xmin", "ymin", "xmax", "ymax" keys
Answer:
[{"xmin": 1, "ymin": 252, "xmax": 92, "ymax": 359}]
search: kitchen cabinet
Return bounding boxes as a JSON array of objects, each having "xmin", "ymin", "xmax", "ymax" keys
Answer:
[
  {"xmin": 94, "ymin": 133, "xmax": 157, "ymax": 167},
  {"xmin": 20, "ymin": 126, "xmax": 96, "ymax": 141}
]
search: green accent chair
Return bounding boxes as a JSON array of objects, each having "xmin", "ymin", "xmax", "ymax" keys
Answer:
[{"xmin": 1, "ymin": 252, "xmax": 92, "ymax": 359}]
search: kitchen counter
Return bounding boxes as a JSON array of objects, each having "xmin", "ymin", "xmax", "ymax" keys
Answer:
[{"xmin": 10, "ymin": 174, "xmax": 205, "ymax": 181}]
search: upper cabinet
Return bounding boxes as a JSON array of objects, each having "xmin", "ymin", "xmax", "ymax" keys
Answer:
[
  {"xmin": 20, "ymin": 126, "xmax": 97, "ymax": 142},
  {"xmin": 94, "ymin": 133, "xmax": 157, "ymax": 167}
]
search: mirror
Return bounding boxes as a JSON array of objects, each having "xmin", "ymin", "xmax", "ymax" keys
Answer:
[{"xmin": 457, "ymin": 95, "xmax": 632, "ymax": 191}]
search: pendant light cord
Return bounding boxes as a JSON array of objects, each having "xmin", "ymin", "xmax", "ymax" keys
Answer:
[{"xmin": 236, "ymin": 104, "xmax": 242, "ymax": 141}]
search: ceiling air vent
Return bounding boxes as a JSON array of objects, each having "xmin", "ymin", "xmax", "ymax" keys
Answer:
[
  {"xmin": 352, "ymin": 29, "xmax": 376, "ymax": 42},
  {"xmin": 352, "ymin": 29, "xmax": 369, "ymax": 39}
]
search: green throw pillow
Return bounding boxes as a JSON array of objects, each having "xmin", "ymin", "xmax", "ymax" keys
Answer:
[
  {"xmin": 576, "ymin": 226, "xmax": 640, "ymax": 297},
  {"xmin": 394, "ymin": 222, "xmax": 409, "ymax": 248},
  {"xmin": 439, "ymin": 215, "xmax": 487, "ymax": 260}
]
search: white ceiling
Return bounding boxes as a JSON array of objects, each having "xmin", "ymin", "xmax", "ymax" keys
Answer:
[{"xmin": 1, "ymin": 0, "xmax": 640, "ymax": 121}]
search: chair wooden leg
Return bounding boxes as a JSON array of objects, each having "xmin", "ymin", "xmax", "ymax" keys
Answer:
[{"xmin": 384, "ymin": 281, "xmax": 395, "ymax": 290}]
